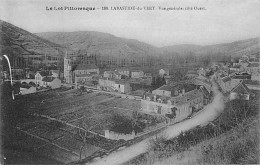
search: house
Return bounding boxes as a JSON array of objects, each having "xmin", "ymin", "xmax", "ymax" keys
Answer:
[
  {"xmin": 114, "ymin": 81, "xmax": 132, "ymax": 93},
  {"xmin": 197, "ymin": 68, "xmax": 206, "ymax": 76},
  {"xmin": 229, "ymin": 64, "xmax": 241, "ymax": 73},
  {"xmin": 74, "ymin": 64, "xmax": 99, "ymax": 76},
  {"xmin": 42, "ymin": 77, "xmax": 61, "ymax": 89},
  {"xmin": 26, "ymin": 71, "xmax": 35, "ymax": 79},
  {"xmin": 51, "ymin": 70, "xmax": 60, "ymax": 78},
  {"xmin": 98, "ymin": 78, "xmax": 132, "ymax": 93},
  {"xmin": 98, "ymin": 78, "xmax": 117, "ymax": 92},
  {"xmin": 64, "ymin": 53, "xmax": 100, "ymax": 84},
  {"xmin": 186, "ymin": 70, "xmax": 199, "ymax": 79},
  {"xmin": 131, "ymin": 70, "xmax": 144, "ymax": 78},
  {"xmin": 75, "ymin": 74, "xmax": 94, "ymax": 85},
  {"xmin": 199, "ymin": 86, "xmax": 211, "ymax": 105},
  {"xmin": 245, "ymin": 63, "xmax": 260, "ymax": 81},
  {"xmin": 230, "ymin": 81, "xmax": 250, "ymax": 100},
  {"xmin": 35, "ymin": 71, "xmax": 49, "ymax": 86},
  {"xmin": 115, "ymin": 68, "xmax": 130, "ymax": 77},
  {"xmin": 103, "ymin": 71, "xmax": 122, "ymax": 79},
  {"xmin": 20, "ymin": 84, "xmax": 36, "ymax": 95},
  {"xmin": 104, "ymin": 71, "xmax": 114, "ymax": 78},
  {"xmin": 141, "ymin": 83, "xmax": 204, "ymax": 123},
  {"xmin": 159, "ymin": 69, "xmax": 169, "ymax": 77},
  {"xmin": 219, "ymin": 76, "xmax": 232, "ymax": 93}
]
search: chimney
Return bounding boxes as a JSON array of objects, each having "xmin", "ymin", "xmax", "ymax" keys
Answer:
[{"xmin": 154, "ymin": 95, "xmax": 157, "ymax": 102}]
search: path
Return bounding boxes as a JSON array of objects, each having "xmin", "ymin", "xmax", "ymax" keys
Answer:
[{"xmin": 92, "ymin": 77, "xmax": 225, "ymax": 165}]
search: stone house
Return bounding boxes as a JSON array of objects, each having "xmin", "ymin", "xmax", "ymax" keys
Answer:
[
  {"xmin": 35, "ymin": 71, "xmax": 49, "ymax": 86},
  {"xmin": 230, "ymin": 81, "xmax": 250, "ymax": 100},
  {"xmin": 141, "ymin": 83, "xmax": 204, "ymax": 123},
  {"xmin": 42, "ymin": 77, "xmax": 61, "ymax": 89},
  {"xmin": 131, "ymin": 70, "xmax": 144, "ymax": 78}
]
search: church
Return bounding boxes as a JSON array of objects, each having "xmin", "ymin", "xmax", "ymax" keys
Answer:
[{"xmin": 64, "ymin": 52, "xmax": 100, "ymax": 84}]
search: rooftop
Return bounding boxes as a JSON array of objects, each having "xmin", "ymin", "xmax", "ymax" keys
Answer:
[
  {"xmin": 37, "ymin": 71, "xmax": 49, "ymax": 77},
  {"xmin": 42, "ymin": 77, "xmax": 56, "ymax": 82},
  {"xmin": 231, "ymin": 81, "xmax": 250, "ymax": 94},
  {"xmin": 144, "ymin": 89, "xmax": 203, "ymax": 106}
]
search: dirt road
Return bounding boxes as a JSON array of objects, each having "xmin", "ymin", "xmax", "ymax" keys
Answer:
[{"xmin": 92, "ymin": 77, "xmax": 225, "ymax": 165}]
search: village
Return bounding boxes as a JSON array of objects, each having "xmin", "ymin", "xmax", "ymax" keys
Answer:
[{"xmin": 2, "ymin": 51, "xmax": 260, "ymax": 164}]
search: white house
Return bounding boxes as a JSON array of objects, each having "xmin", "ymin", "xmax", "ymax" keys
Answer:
[
  {"xmin": 20, "ymin": 85, "xmax": 36, "ymax": 95},
  {"xmin": 131, "ymin": 70, "xmax": 144, "ymax": 78},
  {"xmin": 230, "ymin": 81, "xmax": 250, "ymax": 100},
  {"xmin": 159, "ymin": 69, "xmax": 169, "ymax": 77},
  {"xmin": 35, "ymin": 71, "xmax": 49, "ymax": 86},
  {"xmin": 51, "ymin": 70, "xmax": 59, "ymax": 78},
  {"xmin": 114, "ymin": 81, "xmax": 132, "ymax": 93},
  {"xmin": 115, "ymin": 69, "xmax": 130, "ymax": 77},
  {"xmin": 74, "ymin": 64, "xmax": 99, "ymax": 76},
  {"xmin": 103, "ymin": 71, "xmax": 122, "ymax": 79},
  {"xmin": 42, "ymin": 77, "xmax": 61, "ymax": 89}
]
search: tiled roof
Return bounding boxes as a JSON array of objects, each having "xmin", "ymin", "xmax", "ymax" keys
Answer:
[
  {"xmin": 37, "ymin": 71, "xmax": 49, "ymax": 77},
  {"xmin": 200, "ymin": 86, "xmax": 210, "ymax": 98},
  {"xmin": 231, "ymin": 81, "xmax": 250, "ymax": 94},
  {"xmin": 232, "ymin": 75, "xmax": 251, "ymax": 80},
  {"xmin": 75, "ymin": 64, "xmax": 98, "ymax": 70},
  {"xmin": 222, "ymin": 76, "xmax": 231, "ymax": 83}
]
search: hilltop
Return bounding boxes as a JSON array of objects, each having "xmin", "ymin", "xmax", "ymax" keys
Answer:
[
  {"xmin": 0, "ymin": 20, "xmax": 65, "ymax": 66},
  {"xmin": 163, "ymin": 37, "xmax": 260, "ymax": 58},
  {"xmin": 36, "ymin": 31, "xmax": 166, "ymax": 59}
]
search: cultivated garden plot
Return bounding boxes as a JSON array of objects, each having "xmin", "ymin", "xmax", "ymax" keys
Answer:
[
  {"xmin": 12, "ymin": 88, "xmax": 154, "ymax": 164},
  {"xmin": 36, "ymin": 143, "xmax": 79, "ymax": 164}
]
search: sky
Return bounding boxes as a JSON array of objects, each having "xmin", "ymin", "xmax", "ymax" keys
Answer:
[{"xmin": 0, "ymin": 0, "xmax": 260, "ymax": 47}]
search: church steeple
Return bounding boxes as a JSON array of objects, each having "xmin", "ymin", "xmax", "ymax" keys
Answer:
[{"xmin": 64, "ymin": 50, "xmax": 72, "ymax": 83}]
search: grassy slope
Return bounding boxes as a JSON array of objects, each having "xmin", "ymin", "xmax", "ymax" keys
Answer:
[
  {"xmin": 127, "ymin": 91, "xmax": 260, "ymax": 165},
  {"xmin": 153, "ymin": 116, "xmax": 259, "ymax": 164}
]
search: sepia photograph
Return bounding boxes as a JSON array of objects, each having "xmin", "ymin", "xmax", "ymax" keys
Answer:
[{"xmin": 0, "ymin": 0, "xmax": 259, "ymax": 165}]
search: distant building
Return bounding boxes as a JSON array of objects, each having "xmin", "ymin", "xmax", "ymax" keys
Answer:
[
  {"xmin": 159, "ymin": 69, "xmax": 169, "ymax": 77},
  {"xmin": 115, "ymin": 68, "xmax": 130, "ymax": 77},
  {"xmin": 35, "ymin": 71, "xmax": 49, "ymax": 86},
  {"xmin": 98, "ymin": 78, "xmax": 131, "ymax": 93},
  {"xmin": 141, "ymin": 83, "xmax": 204, "ymax": 122},
  {"xmin": 103, "ymin": 71, "xmax": 122, "ymax": 79},
  {"xmin": 230, "ymin": 81, "xmax": 250, "ymax": 100},
  {"xmin": 131, "ymin": 70, "xmax": 144, "ymax": 78},
  {"xmin": 42, "ymin": 77, "xmax": 61, "ymax": 89},
  {"xmin": 75, "ymin": 74, "xmax": 94, "ymax": 85},
  {"xmin": 20, "ymin": 84, "xmax": 36, "ymax": 95},
  {"xmin": 51, "ymin": 70, "xmax": 60, "ymax": 78},
  {"xmin": 186, "ymin": 70, "xmax": 199, "ymax": 79},
  {"xmin": 74, "ymin": 64, "xmax": 99, "ymax": 76},
  {"xmin": 64, "ymin": 52, "xmax": 100, "ymax": 84},
  {"xmin": 114, "ymin": 81, "xmax": 132, "ymax": 93},
  {"xmin": 245, "ymin": 63, "xmax": 260, "ymax": 81}
]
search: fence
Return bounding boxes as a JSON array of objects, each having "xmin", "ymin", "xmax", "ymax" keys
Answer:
[{"xmin": 104, "ymin": 130, "xmax": 135, "ymax": 141}]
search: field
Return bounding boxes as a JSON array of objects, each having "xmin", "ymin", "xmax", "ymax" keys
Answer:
[{"xmin": 8, "ymin": 87, "xmax": 141, "ymax": 164}]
